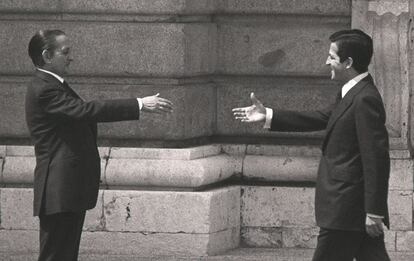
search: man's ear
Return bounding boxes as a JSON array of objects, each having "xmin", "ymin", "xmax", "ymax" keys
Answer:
[
  {"xmin": 41, "ymin": 49, "xmax": 52, "ymax": 64},
  {"xmin": 345, "ymin": 57, "xmax": 353, "ymax": 69}
]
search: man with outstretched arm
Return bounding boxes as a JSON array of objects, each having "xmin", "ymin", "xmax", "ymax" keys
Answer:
[
  {"xmin": 233, "ymin": 29, "xmax": 390, "ymax": 261},
  {"xmin": 25, "ymin": 29, "xmax": 173, "ymax": 261}
]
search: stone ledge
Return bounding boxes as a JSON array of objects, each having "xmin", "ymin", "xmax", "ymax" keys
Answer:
[
  {"xmin": 5, "ymin": 146, "xmax": 34, "ymax": 157},
  {"xmin": 216, "ymin": 0, "xmax": 350, "ymax": 16},
  {"xmin": 109, "ymin": 144, "xmax": 221, "ymax": 160},
  {"xmin": 105, "ymin": 154, "xmax": 242, "ymax": 188},
  {"xmin": 0, "ymin": 0, "xmax": 216, "ymax": 15},
  {"xmin": 2, "ymin": 157, "xmax": 36, "ymax": 184},
  {"xmin": 246, "ymin": 145, "xmax": 321, "ymax": 157},
  {"xmin": 1, "ymin": 145, "xmax": 410, "ymax": 187},
  {"xmin": 0, "ymin": 0, "xmax": 350, "ymax": 16}
]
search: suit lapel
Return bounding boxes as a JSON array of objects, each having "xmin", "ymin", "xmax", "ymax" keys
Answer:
[
  {"xmin": 62, "ymin": 81, "xmax": 84, "ymax": 101},
  {"xmin": 322, "ymin": 75, "xmax": 373, "ymax": 150}
]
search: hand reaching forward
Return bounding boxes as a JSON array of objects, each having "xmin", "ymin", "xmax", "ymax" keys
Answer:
[
  {"xmin": 232, "ymin": 92, "xmax": 266, "ymax": 123},
  {"xmin": 141, "ymin": 93, "xmax": 174, "ymax": 114}
]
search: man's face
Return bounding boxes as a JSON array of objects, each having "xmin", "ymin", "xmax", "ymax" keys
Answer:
[
  {"xmin": 326, "ymin": 42, "xmax": 347, "ymax": 81},
  {"xmin": 45, "ymin": 34, "xmax": 72, "ymax": 76}
]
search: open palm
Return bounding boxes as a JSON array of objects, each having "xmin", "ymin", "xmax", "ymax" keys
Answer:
[{"xmin": 232, "ymin": 93, "xmax": 266, "ymax": 123}]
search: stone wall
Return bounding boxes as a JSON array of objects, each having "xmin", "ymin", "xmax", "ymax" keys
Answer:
[
  {"xmin": 1, "ymin": 0, "xmax": 414, "ymax": 258},
  {"xmin": 0, "ymin": 0, "xmax": 350, "ymax": 143}
]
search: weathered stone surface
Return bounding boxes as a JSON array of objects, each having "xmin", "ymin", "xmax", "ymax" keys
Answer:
[
  {"xmin": 105, "ymin": 155, "xmax": 241, "ymax": 187},
  {"xmin": 385, "ymin": 231, "xmax": 397, "ymax": 252},
  {"xmin": 0, "ymin": 158, "xmax": 3, "ymax": 183},
  {"xmin": 5, "ymin": 146, "xmax": 34, "ymax": 156},
  {"xmin": 0, "ymin": 188, "xmax": 38, "ymax": 230},
  {"xmin": 2, "ymin": 157, "xmax": 35, "ymax": 184},
  {"xmin": 0, "ymin": 82, "xmax": 27, "ymax": 138},
  {"xmin": 103, "ymin": 187, "xmax": 240, "ymax": 233},
  {"xmin": 61, "ymin": 0, "xmax": 216, "ymax": 14},
  {"xmin": 83, "ymin": 190, "xmax": 105, "ymax": 231},
  {"xmin": 241, "ymin": 186, "xmax": 315, "ymax": 227},
  {"xmin": 110, "ymin": 145, "xmax": 221, "ymax": 160},
  {"xmin": 217, "ymin": 0, "xmax": 351, "ymax": 15},
  {"xmin": 221, "ymin": 144, "xmax": 247, "ymax": 155},
  {"xmin": 0, "ymin": 22, "xmax": 216, "ymax": 77},
  {"xmin": 390, "ymin": 149, "xmax": 411, "ymax": 159},
  {"xmin": 0, "ymin": 227, "xmax": 238, "ymax": 257},
  {"xmin": 0, "ymin": 146, "xmax": 5, "ymax": 157},
  {"xmin": 246, "ymin": 145, "xmax": 321, "ymax": 157},
  {"xmin": 389, "ymin": 159, "xmax": 413, "ymax": 191},
  {"xmin": 80, "ymin": 228, "xmax": 239, "ymax": 256},
  {"xmin": 388, "ymin": 190, "xmax": 412, "ymax": 231},
  {"xmin": 0, "ymin": 230, "xmax": 38, "ymax": 253},
  {"xmin": 216, "ymin": 78, "xmax": 339, "ymax": 137},
  {"xmin": 369, "ymin": 12, "xmax": 410, "ymax": 149},
  {"xmin": 241, "ymin": 227, "xmax": 283, "ymax": 248},
  {"xmin": 282, "ymin": 228, "xmax": 319, "ymax": 248},
  {"xmin": 397, "ymin": 231, "xmax": 414, "ymax": 251},
  {"xmin": 217, "ymin": 19, "xmax": 349, "ymax": 76},
  {"xmin": 243, "ymin": 155, "xmax": 318, "ymax": 182},
  {"xmin": 241, "ymin": 227, "xmax": 318, "ymax": 249},
  {"xmin": 93, "ymin": 83, "xmax": 216, "ymax": 140},
  {"xmin": 98, "ymin": 147, "xmax": 111, "ymax": 159},
  {"xmin": 0, "ymin": 0, "xmax": 59, "ymax": 11}
]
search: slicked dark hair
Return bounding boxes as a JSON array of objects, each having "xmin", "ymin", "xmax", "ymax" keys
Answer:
[
  {"xmin": 28, "ymin": 30, "xmax": 66, "ymax": 67},
  {"xmin": 329, "ymin": 29, "xmax": 373, "ymax": 73}
]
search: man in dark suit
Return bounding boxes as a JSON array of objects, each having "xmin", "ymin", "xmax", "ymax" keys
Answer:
[
  {"xmin": 232, "ymin": 29, "xmax": 390, "ymax": 261},
  {"xmin": 25, "ymin": 29, "xmax": 173, "ymax": 261}
]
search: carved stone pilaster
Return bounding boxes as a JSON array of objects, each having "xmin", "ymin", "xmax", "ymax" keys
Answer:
[{"xmin": 353, "ymin": 0, "xmax": 411, "ymax": 151}]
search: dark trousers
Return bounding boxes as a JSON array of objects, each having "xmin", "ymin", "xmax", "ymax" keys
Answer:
[
  {"xmin": 312, "ymin": 228, "xmax": 390, "ymax": 261},
  {"xmin": 38, "ymin": 211, "xmax": 86, "ymax": 261}
]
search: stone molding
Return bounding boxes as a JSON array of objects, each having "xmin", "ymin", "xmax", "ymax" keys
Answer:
[{"xmin": 1, "ymin": 145, "xmax": 411, "ymax": 187}]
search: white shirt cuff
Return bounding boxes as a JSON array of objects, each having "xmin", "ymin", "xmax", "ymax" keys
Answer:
[
  {"xmin": 263, "ymin": 108, "xmax": 273, "ymax": 129},
  {"xmin": 137, "ymin": 98, "xmax": 143, "ymax": 110},
  {"xmin": 367, "ymin": 213, "xmax": 384, "ymax": 219}
]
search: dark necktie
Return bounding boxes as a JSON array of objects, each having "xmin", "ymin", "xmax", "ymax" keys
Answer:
[{"xmin": 335, "ymin": 89, "xmax": 342, "ymax": 103}]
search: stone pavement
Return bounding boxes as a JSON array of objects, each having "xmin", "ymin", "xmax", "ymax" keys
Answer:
[{"xmin": 2, "ymin": 248, "xmax": 414, "ymax": 261}]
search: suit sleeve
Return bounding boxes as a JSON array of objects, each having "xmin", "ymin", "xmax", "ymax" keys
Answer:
[
  {"xmin": 270, "ymin": 103, "xmax": 335, "ymax": 132},
  {"xmin": 38, "ymin": 85, "xmax": 140, "ymax": 122},
  {"xmin": 355, "ymin": 95, "xmax": 390, "ymax": 217}
]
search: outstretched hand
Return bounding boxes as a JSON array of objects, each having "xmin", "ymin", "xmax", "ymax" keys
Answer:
[
  {"xmin": 232, "ymin": 92, "xmax": 266, "ymax": 123},
  {"xmin": 141, "ymin": 93, "xmax": 174, "ymax": 114}
]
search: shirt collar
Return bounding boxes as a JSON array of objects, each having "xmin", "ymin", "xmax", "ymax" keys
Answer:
[
  {"xmin": 341, "ymin": 71, "xmax": 369, "ymax": 98},
  {"xmin": 36, "ymin": 68, "xmax": 65, "ymax": 84}
]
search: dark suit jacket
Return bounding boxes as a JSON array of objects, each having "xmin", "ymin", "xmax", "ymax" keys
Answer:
[
  {"xmin": 271, "ymin": 75, "xmax": 390, "ymax": 231},
  {"xmin": 25, "ymin": 70, "xmax": 140, "ymax": 216}
]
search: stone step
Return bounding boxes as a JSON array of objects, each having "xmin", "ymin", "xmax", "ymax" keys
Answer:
[{"xmin": 2, "ymin": 249, "xmax": 414, "ymax": 261}]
